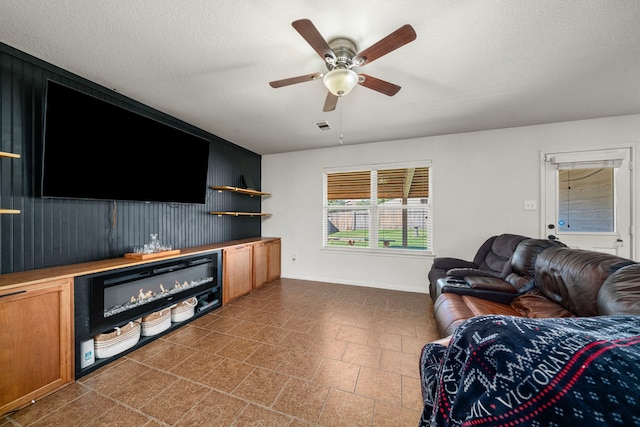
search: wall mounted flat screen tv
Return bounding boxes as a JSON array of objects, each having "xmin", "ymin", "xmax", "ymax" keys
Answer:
[{"xmin": 41, "ymin": 80, "xmax": 210, "ymax": 204}]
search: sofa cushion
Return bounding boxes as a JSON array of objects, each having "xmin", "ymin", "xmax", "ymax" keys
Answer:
[
  {"xmin": 475, "ymin": 233, "xmax": 529, "ymax": 277},
  {"xmin": 533, "ymin": 247, "xmax": 635, "ymax": 316},
  {"xmin": 597, "ymin": 263, "xmax": 640, "ymax": 315},
  {"xmin": 506, "ymin": 238, "xmax": 567, "ymax": 291},
  {"xmin": 434, "ymin": 293, "xmax": 522, "ymax": 337},
  {"xmin": 460, "ymin": 295, "xmax": 520, "ymax": 317},
  {"xmin": 511, "ymin": 290, "xmax": 575, "ymax": 318}
]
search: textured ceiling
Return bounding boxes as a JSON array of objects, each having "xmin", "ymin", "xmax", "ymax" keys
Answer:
[{"xmin": 1, "ymin": 1, "xmax": 639, "ymax": 155}]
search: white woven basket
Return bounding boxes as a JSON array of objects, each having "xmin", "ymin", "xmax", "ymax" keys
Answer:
[
  {"xmin": 94, "ymin": 320, "xmax": 141, "ymax": 359},
  {"xmin": 171, "ymin": 297, "xmax": 197, "ymax": 322},
  {"xmin": 141, "ymin": 307, "xmax": 172, "ymax": 336}
]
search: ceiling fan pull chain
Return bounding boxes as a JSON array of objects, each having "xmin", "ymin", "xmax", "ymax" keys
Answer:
[{"xmin": 339, "ymin": 110, "xmax": 344, "ymax": 145}]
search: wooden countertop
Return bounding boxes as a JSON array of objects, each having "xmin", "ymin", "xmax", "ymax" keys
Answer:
[{"xmin": 0, "ymin": 237, "xmax": 280, "ymax": 290}]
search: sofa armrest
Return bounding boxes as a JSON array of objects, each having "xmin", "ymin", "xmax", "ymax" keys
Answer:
[
  {"xmin": 447, "ymin": 268, "xmax": 500, "ymax": 279},
  {"xmin": 440, "ymin": 276, "xmax": 520, "ymax": 304},
  {"xmin": 432, "ymin": 257, "xmax": 478, "ymax": 270},
  {"xmin": 464, "ymin": 276, "xmax": 518, "ymax": 293}
]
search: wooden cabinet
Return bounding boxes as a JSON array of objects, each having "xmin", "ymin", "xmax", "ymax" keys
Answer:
[
  {"xmin": 267, "ymin": 239, "xmax": 281, "ymax": 282},
  {"xmin": 253, "ymin": 238, "xmax": 281, "ymax": 289},
  {"xmin": 223, "ymin": 244, "xmax": 254, "ymax": 303},
  {"xmin": 0, "ymin": 278, "xmax": 73, "ymax": 414},
  {"xmin": 253, "ymin": 242, "xmax": 269, "ymax": 289},
  {"xmin": 225, "ymin": 239, "xmax": 281, "ymax": 300}
]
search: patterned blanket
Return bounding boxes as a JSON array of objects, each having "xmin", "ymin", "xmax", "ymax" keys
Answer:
[{"xmin": 419, "ymin": 315, "xmax": 640, "ymax": 426}]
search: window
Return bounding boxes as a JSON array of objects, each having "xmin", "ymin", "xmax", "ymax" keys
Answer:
[
  {"xmin": 323, "ymin": 162, "xmax": 432, "ymax": 253},
  {"xmin": 548, "ymin": 149, "xmax": 626, "ymax": 234},
  {"xmin": 558, "ymin": 167, "xmax": 615, "ymax": 232}
]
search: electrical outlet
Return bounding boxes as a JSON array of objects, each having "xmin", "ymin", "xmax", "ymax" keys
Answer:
[{"xmin": 523, "ymin": 200, "xmax": 537, "ymax": 211}]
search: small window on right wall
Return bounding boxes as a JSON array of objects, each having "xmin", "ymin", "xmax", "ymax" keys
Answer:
[{"xmin": 558, "ymin": 167, "xmax": 614, "ymax": 232}]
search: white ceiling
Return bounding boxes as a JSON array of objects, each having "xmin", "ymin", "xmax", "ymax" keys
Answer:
[{"xmin": 1, "ymin": 1, "xmax": 639, "ymax": 155}]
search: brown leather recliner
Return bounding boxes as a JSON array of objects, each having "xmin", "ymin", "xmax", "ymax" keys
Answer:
[
  {"xmin": 428, "ymin": 233, "xmax": 529, "ymax": 301},
  {"xmin": 436, "ymin": 238, "xmax": 567, "ymax": 304}
]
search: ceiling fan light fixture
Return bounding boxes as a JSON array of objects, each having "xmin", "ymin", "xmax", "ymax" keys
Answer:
[
  {"xmin": 323, "ymin": 67, "xmax": 359, "ymax": 97},
  {"xmin": 270, "ymin": 20, "xmax": 417, "ymax": 110}
]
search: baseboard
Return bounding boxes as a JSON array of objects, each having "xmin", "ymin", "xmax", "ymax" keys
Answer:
[{"xmin": 280, "ymin": 274, "xmax": 428, "ymax": 294}]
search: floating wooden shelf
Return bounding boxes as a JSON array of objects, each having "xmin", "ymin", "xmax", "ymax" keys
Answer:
[
  {"xmin": 209, "ymin": 212, "xmax": 271, "ymax": 217},
  {"xmin": 1, "ymin": 152, "xmax": 20, "ymax": 214},
  {"xmin": 209, "ymin": 186, "xmax": 270, "ymax": 197},
  {"xmin": 208, "ymin": 185, "xmax": 271, "ymax": 217}
]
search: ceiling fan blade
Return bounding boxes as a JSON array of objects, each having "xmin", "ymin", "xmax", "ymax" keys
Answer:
[
  {"xmin": 354, "ymin": 24, "xmax": 417, "ymax": 66},
  {"xmin": 358, "ymin": 74, "xmax": 401, "ymax": 96},
  {"xmin": 323, "ymin": 92, "xmax": 339, "ymax": 112},
  {"xmin": 292, "ymin": 19, "xmax": 335, "ymax": 62},
  {"xmin": 269, "ymin": 73, "xmax": 323, "ymax": 88}
]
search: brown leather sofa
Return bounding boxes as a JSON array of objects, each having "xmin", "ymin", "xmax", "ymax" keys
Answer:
[{"xmin": 433, "ymin": 242, "xmax": 640, "ymax": 337}]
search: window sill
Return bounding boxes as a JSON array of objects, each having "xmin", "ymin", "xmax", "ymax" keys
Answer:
[{"xmin": 321, "ymin": 246, "xmax": 433, "ymax": 258}]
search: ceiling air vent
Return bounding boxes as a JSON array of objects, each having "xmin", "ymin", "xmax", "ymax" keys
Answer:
[{"xmin": 314, "ymin": 121, "xmax": 332, "ymax": 131}]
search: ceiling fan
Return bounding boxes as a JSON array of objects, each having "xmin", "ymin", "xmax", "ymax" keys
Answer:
[{"xmin": 269, "ymin": 19, "xmax": 417, "ymax": 112}]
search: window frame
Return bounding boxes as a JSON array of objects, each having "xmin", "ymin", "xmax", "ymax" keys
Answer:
[{"xmin": 322, "ymin": 161, "xmax": 433, "ymax": 257}]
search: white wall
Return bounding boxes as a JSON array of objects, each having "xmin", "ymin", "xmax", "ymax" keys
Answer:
[{"xmin": 262, "ymin": 114, "xmax": 640, "ymax": 294}]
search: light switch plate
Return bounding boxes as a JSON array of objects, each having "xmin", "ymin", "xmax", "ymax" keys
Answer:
[{"xmin": 523, "ymin": 200, "xmax": 537, "ymax": 211}]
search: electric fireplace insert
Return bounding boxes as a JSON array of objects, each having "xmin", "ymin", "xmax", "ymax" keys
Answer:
[{"xmin": 74, "ymin": 250, "xmax": 222, "ymax": 377}]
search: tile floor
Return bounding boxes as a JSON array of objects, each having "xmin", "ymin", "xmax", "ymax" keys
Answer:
[{"xmin": 2, "ymin": 278, "xmax": 439, "ymax": 427}]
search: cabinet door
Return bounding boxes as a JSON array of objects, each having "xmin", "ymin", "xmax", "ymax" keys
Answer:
[
  {"xmin": 0, "ymin": 278, "xmax": 73, "ymax": 414},
  {"xmin": 253, "ymin": 242, "xmax": 269, "ymax": 290},
  {"xmin": 223, "ymin": 245, "xmax": 253, "ymax": 303},
  {"xmin": 267, "ymin": 240, "xmax": 281, "ymax": 282}
]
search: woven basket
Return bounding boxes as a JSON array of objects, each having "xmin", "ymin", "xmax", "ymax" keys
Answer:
[
  {"xmin": 94, "ymin": 320, "xmax": 141, "ymax": 359},
  {"xmin": 171, "ymin": 297, "xmax": 197, "ymax": 323},
  {"xmin": 141, "ymin": 307, "xmax": 172, "ymax": 336}
]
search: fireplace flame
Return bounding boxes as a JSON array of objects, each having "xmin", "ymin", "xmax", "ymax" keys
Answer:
[
  {"xmin": 105, "ymin": 275, "xmax": 214, "ymax": 319},
  {"xmin": 129, "ymin": 282, "xmax": 191, "ymax": 307},
  {"xmin": 137, "ymin": 288, "xmax": 154, "ymax": 300},
  {"xmin": 174, "ymin": 280, "xmax": 189, "ymax": 289}
]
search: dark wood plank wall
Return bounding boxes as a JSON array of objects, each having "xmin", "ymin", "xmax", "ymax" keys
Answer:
[{"xmin": 0, "ymin": 43, "xmax": 262, "ymax": 274}]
